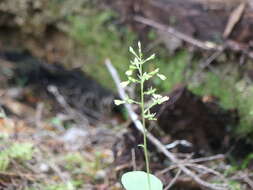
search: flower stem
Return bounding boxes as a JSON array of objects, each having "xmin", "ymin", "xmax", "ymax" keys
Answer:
[{"xmin": 140, "ymin": 62, "xmax": 151, "ymax": 190}]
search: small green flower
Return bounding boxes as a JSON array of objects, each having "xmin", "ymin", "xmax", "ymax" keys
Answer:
[
  {"xmin": 149, "ymin": 68, "xmax": 159, "ymax": 76},
  {"xmin": 144, "ymin": 54, "xmax": 156, "ymax": 62},
  {"xmin": 158, "ymin": 96, "xmax": 169, "ymax": 104},
  {"xmin": 144, "ymin": 87, "xmax": 157, "ymax": 95},
  {"xmin": 129, "ymin": 46, "xmax": 139, "ymax": 58},
  {"xmin": 126, "ymin": 70, "xmax": 133, "ymax": 76},
  {"xmin": 114, "ymin": 100, "xmax": 125, "ymax": 105},
  {"xmin": 120, "ymin": 81, "xmax": 130, "ymax": 88},
  {"xmin": 157, "ymin": 74, "xmax": 167, "ymax": 80}
]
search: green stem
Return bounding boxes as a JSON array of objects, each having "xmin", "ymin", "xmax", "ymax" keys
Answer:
[{"xmin": 140, "ymin": 63, "xmax": 151, "ymax": 190}]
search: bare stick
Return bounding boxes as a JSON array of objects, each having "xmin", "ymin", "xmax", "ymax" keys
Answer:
[
  {"xmin": 244, "ymin": 176, "xmax": 253, "ymax": 189},
  {"xmin": 134, "ymin": 16, "xmax": 223, "ymax": 51},
  {"xmin": 131, "ymin": 148, "xmax": 137, "ymax": 171},
  {"xmin": 187, "ymin": 163, "xmax": 224, "ymax": 178},
  {"xmin": 47, "ymin": 85, "xmax": 91, "ymax": 125},
  {"xmin": 105, "ymin": 59, "xmax": 228, "ymax": 190},
  {"xmin": 231, "ymin": 172, "xmax": 253, "ymax": 189},
  {"xmin": 157, "ymin": 165, "xmax": 179, "ymax": 176},
  {"xmin": 200, "ymin": 48, "xmax": 225, "ymax": 69},
  {"xmin": 164, "ymin": 169, "xmax": 182, "ymax": 190},
  {"xmin": 157, "ymin": 154, "xmax": 224, "ymax": 177},
  {"xmin": 134, "ymin": 16, "xmax": 253, "ymax": 59},
  {"xmin": 188, "ymin": 154, "xmax": 224, "ymax": 164}
]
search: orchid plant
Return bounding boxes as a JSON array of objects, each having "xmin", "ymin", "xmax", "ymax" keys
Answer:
[{"xmin": 114, "ymin": 42, "xmax": 169, "ymax": 190}]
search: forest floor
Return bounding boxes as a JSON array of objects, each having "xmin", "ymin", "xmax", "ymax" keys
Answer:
[
  {"xmin": 0, "ymin": 51, "xmax": 252, "ymax": 190},
  {"xmin": 0, "ymin": 0, "xmax": 253, "ymax": 190}
]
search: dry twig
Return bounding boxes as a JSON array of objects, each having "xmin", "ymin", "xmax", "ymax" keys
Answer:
[
  {"xmin": 188, "ymin": 154, "xmax": 225, "ymax": 164},
  {"xmin": 231, "ymin": 171, "xmax": 253, "ymax": 189},
  {"xmin": 200, "ymin": 48, "xmax": 225, "ymax": 69},
  {"xmin": 223, "ymin": 3, "xmax": 246, "ymax": 38},
  {"xmin": 134, "ymin": 16, "xmax": 223, "ymax": 51},
  {"xmin": 164, "ymin": 169, "xmax": 182, "ymax": 190},
  {"xmin": 131, "ymin": 148, "xmax": 137, "ymax": 171},
  {"xmin": 134, "ymin": 16, "xmax": 253, "ymax": 59},
  {"xmin": 47, "ymin": 85, "xmax": 91, "ymax": 125}
]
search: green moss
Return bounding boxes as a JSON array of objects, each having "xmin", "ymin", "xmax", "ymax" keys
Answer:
[
  {"xmin": 150, "ymin": 49, "xmax": 253, "ymax": 137},
  {"xmin": 234, "ymin": 82, "xmax": 253, "ymax": 135},
  {"xmin": 8, "ymin": 142, "xmax": 34, "ymax": 161},
  {"xmin": 228, "ymin": 181, "xmax": 243, "ymax": 190},
  {"xmin": 190, "ymin": 72, "xmax": 238, "ymax": 109},
  {"xmin": 0, "ymin": 153, "xmax": 9, "ymax": 171},
  {"xmin": 153, "ymin": 49, "xmax": 191, "ymax": 92},
  {"xmin": 0, "ymin": 142, "xmax": 34, "ymax": 171},
  {"xmin": 67, "ymin": 9, "xmax": 135, "ymax": 89},
  {"xmin": 189, "ymin": 70, "xmax": 253, "ymax": 136},
  {"xmin": 63, "ymin": 152, "xmax": 86, "ymax": 171}
]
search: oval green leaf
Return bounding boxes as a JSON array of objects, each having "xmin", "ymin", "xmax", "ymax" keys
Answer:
[{"xmin": 121, "ymin": 171, "xmax": 163, "ymax": 190}]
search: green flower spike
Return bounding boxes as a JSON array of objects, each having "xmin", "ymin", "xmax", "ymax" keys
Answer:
[{"xmin": 115, "ymin": 42, "xmax": 168, "ymax": 190}]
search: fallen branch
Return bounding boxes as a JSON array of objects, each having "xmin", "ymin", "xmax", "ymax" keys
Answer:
[
  {"xmin": 223, "ymin": 3, "xmax": 246, "ymax": 38},
  {"xmin": 157, "ymin": 154, "xmax": 224, "ymax": 176},
  {"xmin": 134, "ymin": 16, "xmax": 223, "ymax": 51},
  {"xmin": 47, "ymin": 85, "xmax": 93, "ymax": 125},
  {"xmin": 105, "ymin": 59, "xmax": 228, "ymax": 190},
  {"xmin": 164, "ymin": 169, "xmax": 181, "ymax": 190},
  {"xmin": 231, "ymin": 171, "xmax": 253, "ymax": 189},
  {"xmin": 200, "ymin": 48, "xmax": 225, "ymax": 69},
  {"xmin": 134, "ymin": 16, "xmax": 253, "ymax": 59},
  {"xmin": 188, "ymin": 154, "xmax": 225, "ymax": 163}
]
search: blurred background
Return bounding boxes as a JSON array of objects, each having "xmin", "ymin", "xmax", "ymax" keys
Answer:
[{"xmin": 0, "ymin": 0, "xmax": 253, "ymax": 189}]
